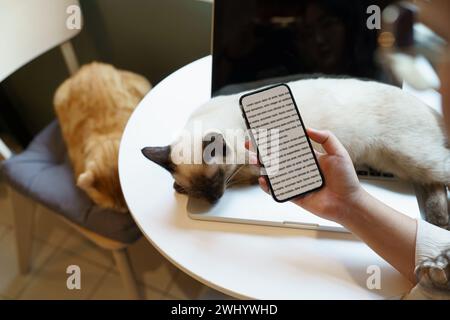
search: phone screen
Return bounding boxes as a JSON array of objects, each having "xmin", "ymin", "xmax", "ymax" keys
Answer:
[{"xmin": 240, "ymin": 84, "xmax": 324, "ymax": 202}]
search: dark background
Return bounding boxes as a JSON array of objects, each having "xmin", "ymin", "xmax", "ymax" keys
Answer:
[{"xmin": 212, "ymin": 0, "xmax": 396, "ymax": 95}]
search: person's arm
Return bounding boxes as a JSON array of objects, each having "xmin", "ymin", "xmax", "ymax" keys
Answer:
[
  {"xmin": 440, "ymin": 59, "xmax": 450, "ymax": 140},
  {"xmin": 247, "ymin": 128, "xmax": 417, "ymax": 283},
  {"xmin": 410, "ymin": 0, "xmax": 450, "ymax": 41},
  {"xmin": 409, "ymin": 0, "xmax": 450, "ymax": 138},
  {"xmin": 338, "ymin": 188, "xmax": 417, "ymax": 284}
]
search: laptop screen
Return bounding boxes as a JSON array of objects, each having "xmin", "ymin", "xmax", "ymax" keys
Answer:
[{"xmin": 211, "ymin": 0, "xmax": 396, "ymax": 96}]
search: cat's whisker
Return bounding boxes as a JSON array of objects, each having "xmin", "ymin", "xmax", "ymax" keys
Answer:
[{"xmin": 225, "ymin": 165, "xmax": 244, "ymax": 186}]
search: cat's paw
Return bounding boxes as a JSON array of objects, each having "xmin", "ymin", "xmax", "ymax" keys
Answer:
[{"xmin": 414, "ymin": 249, "xmax": 450, "ymax": 299}]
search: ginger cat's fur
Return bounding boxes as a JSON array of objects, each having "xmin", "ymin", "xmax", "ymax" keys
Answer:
[{"xmin": 54, "ymin": 62, "xmax": 151, "ymax": 212}]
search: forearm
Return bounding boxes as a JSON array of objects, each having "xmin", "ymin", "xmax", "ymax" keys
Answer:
[
  {"xmin": 338, "ymin": 190, "xmax": 418, "ymax": 283},
  {"xmin": 441, "ymin": 60, "xmax": 450, "ymax": 139},
  {"xmin": 410, "ymin": 0, "xmax": 450, "ymax": 139},
  {"xmin": 410, "ymin": 0, "xmax": 450, "ymax": 41}
]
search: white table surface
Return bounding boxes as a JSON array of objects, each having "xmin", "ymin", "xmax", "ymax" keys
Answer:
[{"xmin": 119, "ymin": 56, "xmax": 412, "ymax": 299}]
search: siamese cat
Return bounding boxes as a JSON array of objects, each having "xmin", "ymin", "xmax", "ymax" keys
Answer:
[{"xmin": 142, "ymin": 78, "xmax": 450, "ymax": 228}]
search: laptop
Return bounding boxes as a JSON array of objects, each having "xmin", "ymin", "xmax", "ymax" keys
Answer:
[
  {"xmin": 188, "ymin": 178, "xmax": 422, "ymax": 232},
  {"xmin": 188, "ymin": 0, "xmax": 428, "ymax": 232}
]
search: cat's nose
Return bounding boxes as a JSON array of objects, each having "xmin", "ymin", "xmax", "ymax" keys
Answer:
[
  {"xmin": 205, "ymin": 190, "xmax": 224, "ymax": 204},
  {"xmin": 206, "ymin": 196, "xmax": 220, "ymax": 204}
]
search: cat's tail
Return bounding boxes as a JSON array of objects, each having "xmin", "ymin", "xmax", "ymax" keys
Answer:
[
  {"xmin": 415, "ymin": 184, "xmax": 449, "ymax": 229},
  {"xmin": 413, "ymin": 145, "xmax": 449, "ymax": 229}
]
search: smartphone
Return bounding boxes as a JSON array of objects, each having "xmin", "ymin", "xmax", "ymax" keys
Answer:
[{"xmin": 239, "ymin": 83, "xmax": 324, "ymax": 202}]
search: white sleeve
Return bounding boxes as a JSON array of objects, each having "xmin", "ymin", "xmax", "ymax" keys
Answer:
[
  {"xmin": 403, "ymin": 219, "xmax": 450, "ymax": 300},
  {"xmin": 415, "ymin": 219, "xmax": 450, "ymax": 266}
]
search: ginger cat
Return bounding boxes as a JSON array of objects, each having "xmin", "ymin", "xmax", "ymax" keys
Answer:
[{"xmin": 55, "ymin": 62, "xmax": 151, "ymax": 212}]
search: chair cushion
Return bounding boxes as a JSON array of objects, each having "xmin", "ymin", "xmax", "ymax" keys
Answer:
[{"xmin": 0, "ymin": 120, "xmax": 141, "ymax": 244}]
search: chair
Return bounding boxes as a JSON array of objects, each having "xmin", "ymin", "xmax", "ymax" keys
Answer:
[{"xmin": 0, "ymin": 0, "xmax": 142, "ymax": 299}]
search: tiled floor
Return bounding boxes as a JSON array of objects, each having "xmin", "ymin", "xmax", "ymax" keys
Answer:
[{"xmin": 0, "ymin": 178, "xmax": 230, "ymax": 300}]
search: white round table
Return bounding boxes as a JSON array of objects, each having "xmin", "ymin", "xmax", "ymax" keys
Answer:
[{"xmin": 119, "ymin": 56, "xmax": 412, "ymax": 299}]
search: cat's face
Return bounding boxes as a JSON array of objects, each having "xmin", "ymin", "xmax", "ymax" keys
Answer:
[
  {"xmin": 172, "ymin": 163, "xmax": 228, "ymax": 203},
  {"xmin": 142, "ymin": 133, "xmax": 237, "ymax": 204}
]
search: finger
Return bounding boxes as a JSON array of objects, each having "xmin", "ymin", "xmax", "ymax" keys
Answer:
[
  {"xmin": 245, "ymin": 140, "xmax": 251, "ymax": 150},
  {"xmin": 245, "ymin": 140, "xmax": 256, "ymax": 152},
  {"xmin": 258, "ymin": 176, "xmax": 270, "ymax": 194},
  {"xmin": 314, "ymin": 149, "xmax": 324, "ymax": 158},
  {"xmin": 306, "ymin": 128, "xmax": 348, "ymax": 157},
  {"xmin": 245, "ymin": 140, "xmax": 260, "ymax": 165},
  {"xmin": 249, "ymin": 152, "xmax": 259, "ymax": 165}
]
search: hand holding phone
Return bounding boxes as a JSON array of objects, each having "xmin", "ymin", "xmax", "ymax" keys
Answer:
[{"xmin": 240, "ymin": 84, "xmax": 324, "ymax": 202}]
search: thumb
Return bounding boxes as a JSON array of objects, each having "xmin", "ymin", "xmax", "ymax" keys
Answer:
[{"xmin": 306, "ymin": 128, "xmax": 348, "ymax": 157}]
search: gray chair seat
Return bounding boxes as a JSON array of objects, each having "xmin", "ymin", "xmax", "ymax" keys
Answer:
[{"xmin": 1, "ymin": 120, "xmax": 141, "ymax": 244}]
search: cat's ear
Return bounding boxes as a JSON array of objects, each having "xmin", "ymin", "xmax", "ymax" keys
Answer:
[
  {"xmin": 141, "ymin": 146, "xmax": 175, "ymax": 172},
  {"xmin": 77, "ymin": 170, "xmax": 96, "ymax": 191},
  {"xmin": 202, "ymin": 131, "xmax": 232, "ymax": 164},
  {"xmin": 77, "ymin": 169, "xmax": 115, "ymax": 208}
]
